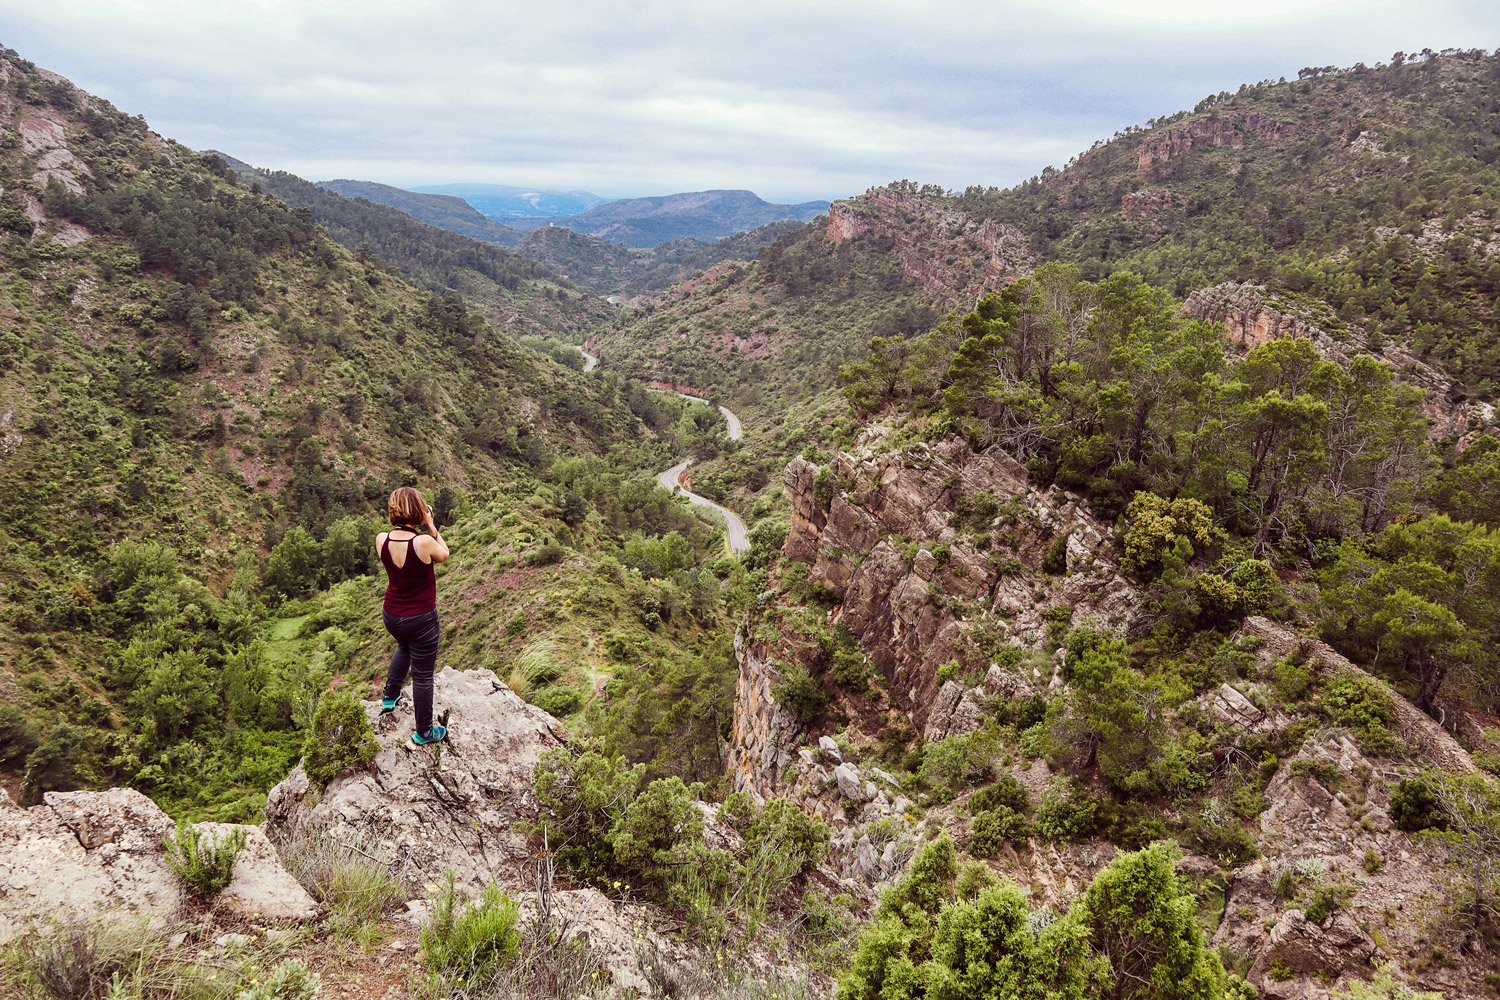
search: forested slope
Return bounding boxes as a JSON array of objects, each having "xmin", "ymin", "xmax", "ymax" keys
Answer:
[
  {"xmin": 211, "ymin": 153, "xmax": 612, "ymax": 337},
  {"xmin": 0, "ymin": 49, "xmax": 740, "ymax": 819}
]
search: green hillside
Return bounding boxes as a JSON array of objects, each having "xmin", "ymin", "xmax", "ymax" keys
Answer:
[
  {"xmin": 956, "ymin": 48, "xmax": 1500, "ymax": 395},
  {"xmin": 0, "ymin": 49, "xmax": 742, "ymax": 818},
  {"xmin": 211, "ymin": 153, "xmax": 613, "ymax": 338}
]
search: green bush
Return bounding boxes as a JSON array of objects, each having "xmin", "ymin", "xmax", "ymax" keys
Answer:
[
  {"xmin": 969, "ymin": 774, "xmax": 1030, "ymax": 815},
  {"xmin": 420, "ymin": 873, "xmax": 521, "ymax": 988},
  {"xmin": 969, "ymin": 805, "xmax": 1032, "ymax": 856},
  {"xmin": 1304, "ymin": 883, "xmax": 1353, "ymax": 925},
  {"xmin": 1034, "ymin": 783, "xmax": 1100, "ymax": 842},
  {"xmin": 1319, "ymin": 675, "xmax": 1400, "ymax": 754},
  {"xmin": 1390, "ymin": 776, "xmax": 1445, "ymax": 832},
  {"xmin": 302, "ymin": 688, "xmax": 379, "ymax": 785},
  {"xmin": 528, "ymin": 684, "xmax": 585, "ymax": 717},
  {"xmin": 773, "ymin": 663, "xmax": 830, "ymax": 724},
  {"xmin": 163, "ymin": 820, "xmax": 246, "ymax": 900},
  {"xmin": 1043, "ymin": 534, "xmax": 1070, "ymax": 574},
  {"xmin": 838, "ymin": 838, "xmax": 1230, "ymax": 1000},
  {"xmin": 917, "ymin": 731, "xmax": 997, "ymax": 804}
]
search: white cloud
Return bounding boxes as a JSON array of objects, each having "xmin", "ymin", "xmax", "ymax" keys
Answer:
[{"xmin": 3, "ymin": 0, "xmax": 1495, "ymax": 201}]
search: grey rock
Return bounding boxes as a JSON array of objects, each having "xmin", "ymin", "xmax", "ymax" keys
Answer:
[{"xmin": 835, "ymin": 763, "xmax": 872, "ymax": 803}]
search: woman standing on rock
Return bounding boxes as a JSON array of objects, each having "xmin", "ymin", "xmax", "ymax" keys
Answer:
[{"xmin": 376, "ymin": 487, "xmax": 450, "ymax": 744}]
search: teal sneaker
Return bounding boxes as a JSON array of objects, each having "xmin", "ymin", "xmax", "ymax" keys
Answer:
[
  {"xmin": 412, "ymin": 724, "xmax": 447, "ymax": 745},
  {"xmin": 380, "ymin": 692, "xmax": 406, "ymax": 715}
]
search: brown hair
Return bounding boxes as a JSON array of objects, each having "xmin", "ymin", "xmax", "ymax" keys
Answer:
[{"xmin": 388, "ymin": 487, "xmax": 428, "ymax": 527}]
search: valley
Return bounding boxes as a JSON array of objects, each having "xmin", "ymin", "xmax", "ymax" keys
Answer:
[{"xmin": 1, "ymin": 39, "xmax": 1499, "ymax": 1000}]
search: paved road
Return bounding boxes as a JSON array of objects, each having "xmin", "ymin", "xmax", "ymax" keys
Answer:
[
  {"xmin": 655, "ymin": 392, "xmax": 750, "ymax": 555},
  {"xmin": 657, "ymin": 458, "xmax": 750, "ymax": 555},
  {"xmin": 676, "ymin": 393, "xmax": 742, "ymax": 442},
  {"xmin": 576, "ymin": 346, "xmax": 599, "ymax": 372}
]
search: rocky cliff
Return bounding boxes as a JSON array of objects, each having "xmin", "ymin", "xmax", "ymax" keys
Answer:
[
  {"xmin": 730, "ymin": 431, "xmax": 1136, "ymax": 798},
  {"xmin": 1184, "ymin": 282, "xmax": 1496, "ymax": 440},
  {"xmin": 825, "ymin": 187, "xmax": 1033, "ymax": 308},
  {"xmin": 723, "ymin": 420, "xmax": 1494, "ymax": 997}
]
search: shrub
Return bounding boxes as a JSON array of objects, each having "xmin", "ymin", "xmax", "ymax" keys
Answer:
[
  {"xmin": 1304, "ymin": 884, "xmax": 1353, "ymax": 925},
  {"xmin": 773, "ymin": 663, "xmax": 830, "ymax": 724},
  {"xmin": 11, "ymin": 920, "xmax": 153, "ymax": 1000},
  {"xmin": 1033, "ymin": 783, "xmax": 1100, "ymax": 842},
  {"xmin": 302, "ymin": 688, "xmax": 379, "ymax": 785},
  {"xmin": 1042, "ymin": 534, "xmax": 1069, "ymax": 574},
  {"xmin": 1120, "ymin": 492, "xmax": 1219, "ymax": 578},
  {"xmin": 1187, "ymin": 799, "xmax": 1258, "ymax": 866},
  {"xmin": 969, "ymin": 805, "xmax": 1032, "ymax": 856},
  {"xmin": 969, "ymin": 774, "xmax": 1030, "ymax": 815},
  {"xmin": 917, "ymin": 731, "xmax": 996, "ymax": 804},
  {"xmin": 1390, "ymin": 776, "xmax": 1445, "ymax": 832},
  {"xmin": 420, "ymin": 873, "xmax": 521, "ymax": 988},
  {"xmin": 1319, "ymin": 675, "xmax": 1400, "ymax": 754},
  {"xmin": 528, "ymin": 684, "xmax": 585, "ymax": 717},
  {"xmin": 1273, "ymin": 656, "xmax": 1318, "ymax": 702},
  {"xmin": 163, "ymin": 820, "xmax": 246, "ymax": 899},
  {"xmin": 609, "ymin": 776, "xmax": 704, "ymax": 884},
  {"xmin": 239, "ymin": 959, "xmax": 320, "ymax": 1000}
]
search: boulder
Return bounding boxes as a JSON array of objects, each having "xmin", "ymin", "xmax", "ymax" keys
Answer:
[
  {"xmin": 265, "ymin": 668, "xmax": 567, "ymax": 892},
  {"xmin": 817, "ymin": 736, "xmax": 842, "ymax": 762},
  {"xmin": 834, "ymin": 763, "xmax": 871, "ymax": 803},
  {"xmin": 0, "ymin": 788, "xmax": 182, "ymax": 944},
  {"xmin": 196, "ymin": 824, "xmax": 318, "ymax": 922},
  {"xmin": 1252, "ymin": 909, "xmax": 1382, "ymax": 987}
]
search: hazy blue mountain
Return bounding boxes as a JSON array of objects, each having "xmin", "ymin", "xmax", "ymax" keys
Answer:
[
  {"xmin": 412, "ymin": 182, "xmax": 608, "ymax": 220},
  {"xmin": 316, "ymin": 178, "xmax": 524, "ymax": 246},
  {"xmin": 510, "ymin": 189, "xmax": 831, "ymax": 247}
]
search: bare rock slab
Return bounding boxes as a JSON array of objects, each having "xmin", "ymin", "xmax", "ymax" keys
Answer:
[
  {"xmin": 0, "ymin": 788, "xmax": 182, "ymax": 944},
  {"xmin": 196, "ymin": 823, "xmax": 318, "ymax": 921}
]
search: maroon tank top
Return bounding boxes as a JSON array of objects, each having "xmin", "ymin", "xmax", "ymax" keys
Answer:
[{"xmin": 381, "ymin": 532, "xmax": 437, "ymax": 615}]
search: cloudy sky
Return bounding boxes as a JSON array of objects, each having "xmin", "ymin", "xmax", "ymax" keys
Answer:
[{"xmin": 4, "ymin": 0, "xmax": 1495, "ymax": 202}]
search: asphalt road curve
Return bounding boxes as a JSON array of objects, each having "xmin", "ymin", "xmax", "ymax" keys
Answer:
[
  {"xmin": 656, "ymin": 458, "xmax": 750, "ymax": 555},
  {"xmin": 657, "ymin": 393, "xmax": 749, "ymax": 555}
]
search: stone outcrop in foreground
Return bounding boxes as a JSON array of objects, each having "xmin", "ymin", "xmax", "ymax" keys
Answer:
[{"xmin": 0, "ymin": 787, "xmax": 314, "ymax": 944}]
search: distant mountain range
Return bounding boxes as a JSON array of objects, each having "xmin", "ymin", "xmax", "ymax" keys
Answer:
[
  {"xmin": 316, "ymin": 178, "xmax": 525, "ymax": 246},
  {"xmin": 323, "ymin": 180, "xmax": 829, "ymax": 249},
  {"xmin": 510, "ymin": 190, "xmax": 830, "ymax": 247},
  {"xmin": 411, "ymin": 183, "xmax": 608, "ymax": 220}
]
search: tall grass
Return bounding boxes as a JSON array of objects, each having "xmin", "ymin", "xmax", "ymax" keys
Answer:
[{"xmin": 273, "ymin": 826, "xmax": 406, "ymax": 941}]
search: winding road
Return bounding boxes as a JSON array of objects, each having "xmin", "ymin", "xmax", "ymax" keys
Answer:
[{"xmin": 574, "ymin": 346, "xmax": 749, "ymax": 556}]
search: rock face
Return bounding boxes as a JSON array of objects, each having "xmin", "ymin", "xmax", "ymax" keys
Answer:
[
  {"xmin": 825, "ymin": 186, "xmax": 1033, "ymax": 308},
  {"xmin": 733, "ymin": 433, "xmax": 1135, "ymax": 798},
  {"xmin": 1133, "ymin": 112, "xmax": 1297, "ymax": 177},
  {"xmin": 0, "ymin": 788, "xmax": 313, "ymax": 943},
  {"xmin": 266, "ymin": 669, "xmax": 567, "ymax": 891},
  {"xmin": 1183, "ymin": 282, "xmax": 1495, "ymax": 440},
  {"xmin": 1208, "ymin": 617, "xmax": 1483, "ymax": 999}
]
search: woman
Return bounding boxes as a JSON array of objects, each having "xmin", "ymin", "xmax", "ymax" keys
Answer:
[{"xmin": 377, "ymin": 487, "xmax": 451, "ymax": 744}]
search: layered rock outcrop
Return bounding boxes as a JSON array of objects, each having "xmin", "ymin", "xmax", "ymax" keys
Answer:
[
  {"xmin": 825, "ymin": 187, "xmax": 1033, "ymax": 307},
  {"xmin": 730, "ymin": 433, "xmax": 1135, "ymax": 797},
  {"xmin": 1184, "ymin": 282, "xmax": 1496, "ymax": 439},
  {"xmin": 1134, "ymin": 112, "xmax": 1297, "ymax": 177}
]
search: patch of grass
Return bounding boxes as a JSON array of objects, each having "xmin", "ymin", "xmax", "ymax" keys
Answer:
[
  {"xmin": 275, "ymin": 828, "xmax": 406, "ymax": 941},
  {"xmin": 163, "ymin": 820, "xmax": 246, "ymax": 900}
]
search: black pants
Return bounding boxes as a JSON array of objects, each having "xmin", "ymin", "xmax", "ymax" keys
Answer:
[{"xmin": 382, "ymin": 608, "xmax": 439, "ymax": 734}]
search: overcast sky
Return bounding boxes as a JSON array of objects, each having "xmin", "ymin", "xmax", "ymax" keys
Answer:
[{"xmin": 4, "ymin": 0, "xmax": 1495, "ymax": 203}]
